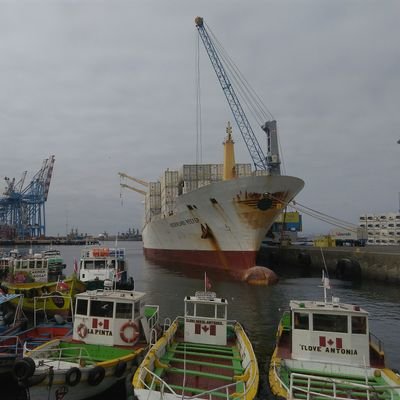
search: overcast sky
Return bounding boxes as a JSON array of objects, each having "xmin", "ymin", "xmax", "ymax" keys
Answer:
[{"xmin": 1, "ymin": 0, "xmax": 399, "ymax": 237}]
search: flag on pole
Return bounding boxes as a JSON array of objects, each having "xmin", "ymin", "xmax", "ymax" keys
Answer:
[
  {"xmin": 204, "ymin": 273, "xmax": 212, "ymax": 291},
  {"xmin": 73, "ymin": 258, "xmax": 79, "ymax": 274}
]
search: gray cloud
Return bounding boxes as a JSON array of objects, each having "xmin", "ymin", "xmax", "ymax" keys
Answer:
[{"xmin": 1, "ymin": 0, "xmax": 399, "ymax": 236}]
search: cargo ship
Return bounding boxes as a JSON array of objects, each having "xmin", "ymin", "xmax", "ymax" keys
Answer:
[{"xmin": 142, "ymin": 123, "xmax": 304, "ymax": 280}]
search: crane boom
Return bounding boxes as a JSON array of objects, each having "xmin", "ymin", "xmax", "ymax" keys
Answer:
[
  {"xmin": 118, "ymin": 172, "xmax": 149, "ymax": 187},
  {"xmin": 195, "ymin": 17, "xmax": 281, "ymax": 175},
  {"xmin": 120, "ymin": 183, "xmax": 146, "ymax": 196}
]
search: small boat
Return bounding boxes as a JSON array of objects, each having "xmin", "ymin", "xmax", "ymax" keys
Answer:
[
  {"xmin": 0, "ymin": 292, "xmax": 27, "ymax": 337},
  {"xmin": 2, "ymin": 275, "xmax": 86, "ymax": 317},
  {"xmin": 269, "ymin": 273, "xmax": 400, "ymax": 400},
  {"xmin": 13, "ymin": 283, "xmax": 160, "ymax": 400},
  {"xmin": 78, "ymin": 246, "xmax": 134, "ymax": 291},
  {"xmin": 0, "ymin": 249, "xmax": 19, "ymax": 280},
  {"xmin": 0, "ymin": 294, "xmax": 72, "ymax": 377},
  {"xmin": 132, "ymin": 286, "xmax": 259, "ymax": 400}
]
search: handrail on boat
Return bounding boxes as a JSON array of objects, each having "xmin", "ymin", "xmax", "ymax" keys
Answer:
[
  {"xmin": 26, "ymin": 344, "xmax": 95, "ymax": 368},
  {"xmin": 145, "ymin": 304, "xmax": 160, "ymax": 331},
  {"xmin": 288, "ymin": 371, "xmax": 400, "ymax": 400},
  {"xmin": 0, "ymin": 335, "xmax": 22, "ymax": 355},
  {"xmin": 33, "ymin": 294, "xmax": 74, "ymax": 326},
  {"xmin": 139, "ymin": 366, "xmax": 251, "ymax": 400}
]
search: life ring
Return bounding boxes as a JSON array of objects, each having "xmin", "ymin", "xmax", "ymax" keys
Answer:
[
  {"xmin": 114, "ymin": 360, "xmax": 127, "ymax": 378},
  {"xmin": 65, "ymin": 367, "xmax": 81, "ymax": 386},
  {"xmin": 120, "ymin": 321, "xmax": 140, "ymax": 344},
  {"xmin": 13, "ymin": 357, "xmax": 36, "ymax": 381},
  {"xmin": 87, "ymin": 366, "xmax": 105, "ymax": 386},
  {"xmin": 77, "ymin": 323, "xmax": 88, "ymax": 339}
]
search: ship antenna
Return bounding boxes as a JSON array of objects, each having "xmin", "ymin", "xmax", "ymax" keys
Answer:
[{"xmin": 320, "ymin": 247, "xmax": 330, "ymax": 303}]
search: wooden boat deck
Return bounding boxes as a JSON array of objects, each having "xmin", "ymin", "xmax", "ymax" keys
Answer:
[{"xmin": 151, "ymin": 338, "xmax": 245, "ymax": 397}]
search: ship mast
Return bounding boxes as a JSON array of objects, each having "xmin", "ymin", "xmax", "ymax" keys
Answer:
[{"xmin": 223, "ymin": 122, "xmax": 236, "ymax": 181}]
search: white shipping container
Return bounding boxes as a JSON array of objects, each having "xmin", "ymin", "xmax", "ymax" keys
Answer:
[
  {"xmin": 253, "ymin": 170, "xmax": 269, "ymax": 176},
  {"xmin": 181, "ymin": 164, "xmax": 211, "ymax": 181},
  {"xmin": 236, "ymin": 163, "xmax": 252, "ymax": 177},
  {"xmin": 148, "ymin": 182, "xmax": 161, "ymax": 195},
  {"xmin": 161, "ymin": 170, "xmax": 179, "ymax": 187},
  {"xmin": 210, "ymin": 164, "xmax": 223, "ymax": 182}
]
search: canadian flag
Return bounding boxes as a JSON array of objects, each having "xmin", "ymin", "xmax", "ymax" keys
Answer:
[
  {"xmin": 92, "ymin": 318, "xmax": 110, "ymax": 330},
  {"xmin": 319, "ymin": 336, "xmax": 342, "ymax": 349}
]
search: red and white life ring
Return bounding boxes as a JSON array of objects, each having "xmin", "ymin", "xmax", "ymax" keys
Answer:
[
  {"xmin": 77, "ymin": 323, "xmax": 88, "ymax": 339},
  {"xmin": 120, "ymin": 321, "xmax": 140, "ymax": 344}
]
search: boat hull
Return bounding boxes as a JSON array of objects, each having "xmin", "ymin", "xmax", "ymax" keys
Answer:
[
  {"xmin": 143, "ymin": 175, "xmax": 304, "ymax": 278},
  {"xmin": 2, "ymin": 276, "xmax": 86, "ymax": 316}
]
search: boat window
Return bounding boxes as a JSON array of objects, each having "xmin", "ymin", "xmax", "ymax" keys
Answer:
[
  {"xmin": 94, "ymin": 260, "xmax": 106, "ymax": 269},
  {"xmin": 216, "ymin": 304, "xmax": 226, "ymax": 319},
  {"xmin": 196, "ymin": 303, "xmax": 215, "ymax": 318},
  {"xmin": 90, "ymin": 300, "xmax": 114, "ymax": 318},
  {"xmin": 29, "ymin": 260, "xmax": 35, "ymax": 268},
  {"xmin": 133, "ymin": 301, "xmax": 140, "ymax": 319},
  {"xmin": 186, "ymin": 302, "xmax": 195, "ymax": 316},
  {"xmin": 294, "ymin": 312, "xmax": 309, "ymax": 330},
  {"xmin": 76, "ymin": 299, "xmax": 88, "ymax": 315},
  {"xmin": 21, "ymin": 260, "xmax": 28, "ymax": 269},
  {"xmin": 84, "ymin": 261, "xmax": 95, "ymax": 270},
  {"xmin": 313, "ymin": 314, "xmax": 348, "ymax": 333},
  {"xmin": 351, "ymin": 316, "xmax": 367, "ymax": 334},
  {"xmin": 36, "ymin": 260, "xmax": 43, "ymax": 269},
  {"xmin": 116, "ymin": 302, "xmax": 132, "ymax": 319}
]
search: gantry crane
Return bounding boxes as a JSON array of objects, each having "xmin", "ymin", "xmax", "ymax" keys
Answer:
[
  {"xmin": 195, "ymin": 17, "xmax": 281, "ymax": 175},
  {"xmin": 0, "ymin": 155, "xmax": 55, "ymax": 238}
]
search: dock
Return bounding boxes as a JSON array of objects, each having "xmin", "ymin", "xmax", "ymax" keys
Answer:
[{"xmin": 257, "ymin": 244, "xmax": 400, "ymax": 283}]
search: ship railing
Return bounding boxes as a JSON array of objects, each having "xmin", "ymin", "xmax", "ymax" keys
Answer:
[
  {"xmin": 25, "ymin": 344, "xmax": 95, "ymax": 368},
  {"xmin": 139, "ymin": 365, "xmax": 253, "ymax": 400},
  {"xmin": 288, "ymin": 371, "xmax": 400, "ymax": 400}
]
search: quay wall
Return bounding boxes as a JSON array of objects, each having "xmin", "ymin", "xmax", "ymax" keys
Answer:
[{"xmin": 257, "ymin": 245, "xmax": 400, "ymax": 283}]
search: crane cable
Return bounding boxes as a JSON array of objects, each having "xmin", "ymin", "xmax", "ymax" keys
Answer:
[
  {"xmin": 268, "ymin": 193, "xmax": 360, "ymax": 232},
  {"xmin": 203, "ymin": 23, "xmax": 287, "ymax": 175},
  {"xmin": 195, "ymin": 31, "xmax": 203, "ymax": 165}
]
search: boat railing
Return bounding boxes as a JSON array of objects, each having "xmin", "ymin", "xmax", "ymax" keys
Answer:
[
  {"xmin": 33, "ymin": 295, "xmax": 74, "ymax": 326},
  {"xmin": 369, "ymin": 332, "xmax": 384, "ymax": 354},
  {"xmin": 288, "ymin": 371, "xmax": 400, "ymax": 400},
  {"xmin": 0, "ymin": 335, "xmax": 22, "ymax": 356},
  {"xmin": 26, "ymin": 345, "xmax": 95, "ymax": 368},
  {"xmin": 163, "ymin": 317, "xmax": 171, "ymax": 333},
  {"xmin": 138, "ymin": 365, "xmax": 252, "ymax": 400},
  {"xmin": 145, "ymin": 304, "xmax": 160, "ymax": 331}
]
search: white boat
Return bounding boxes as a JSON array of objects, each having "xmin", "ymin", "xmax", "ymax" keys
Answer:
[
  {"xmin": 269, "ymin": 273, "xmax": 400, "ymax": 400},
  {"xmin": 132, "ymin": 285, "xmax": 259, "ymax": 400},
  {"xmin": 78, "ymin": 246, "xmax": 134, "ymax": 290},
  {"xmin": 13, "ymin": 283, "xmax": 160, "ymax": 400}
]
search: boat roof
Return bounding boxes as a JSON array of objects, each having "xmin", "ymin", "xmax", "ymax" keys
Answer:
[
  {"xmin": 290, "ymin": 298, "xmax": 368, "ymax": 315},
  {"xmin": 185, "ymin": 291, "xmax": 228, "ymax": 305},
  {"xmin": 0, "ymin": 293, "xmax": 23, "ymax": 305},
  {"xmin": 76, "ymin": 288, "xmax": 146, "ymax": 302}
]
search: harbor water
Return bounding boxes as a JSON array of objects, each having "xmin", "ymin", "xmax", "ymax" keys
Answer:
[{"xmin": 2, "ymin": 241, "xmax": 400, "ymax": 399}]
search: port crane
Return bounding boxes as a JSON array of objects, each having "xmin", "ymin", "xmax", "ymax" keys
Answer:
[
  {"xmin": 120, "ymin": 183, "xmax": 146, "ymax": 196},
  {"xmin": 195, "ymin": 17, "xmax": 281, "ymax": 175},
  {"xmin": 0, "ymin": 155, "xmax": 55, "ymax": 238}
]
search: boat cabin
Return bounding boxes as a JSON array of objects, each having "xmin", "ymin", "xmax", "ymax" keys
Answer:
[
  {"xmin": 11, "ymin": 253, "xmax": 65, "ymax": 283},
  {"xmin": 72, "ymin": 287, "xmax": 155, "ymax": 347},
  {"xmin": 79, "ymin": 247, "xmax": 126, "ymax": 283},
  {"xmin": 184, "ymin": 291, "xmax": 228, "ymax": 346},
  {"xmin": 290, "ymin": 297, "xmax": 371, "ymax": 367}
]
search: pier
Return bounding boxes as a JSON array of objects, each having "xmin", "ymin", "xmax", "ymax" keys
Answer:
[{"xmin": 258, "ymin": 244, "xmax": 400, "ymax": 283}]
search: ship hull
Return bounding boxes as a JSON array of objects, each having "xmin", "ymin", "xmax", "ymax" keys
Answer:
[{"xmin": 143, "ymin": 175, "xmax": 304, "ymax": 279}]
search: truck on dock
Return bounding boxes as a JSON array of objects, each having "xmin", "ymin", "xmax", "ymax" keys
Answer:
[{"xmin": 329, "ymin": 227, "xmax": 367, "ymax": 247}]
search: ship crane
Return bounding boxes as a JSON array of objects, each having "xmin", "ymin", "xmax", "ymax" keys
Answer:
[
  {"xmin": 118, "ymin": 172, "xmax": 149, "ymax": 187},
  {"xmin": 120, "ymin": 183, "xmax": 146, "ymax": 196},
  {"xmin": 195, "ymin": 16, "xmax": 281, "ymax": 175}
]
